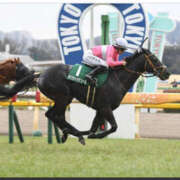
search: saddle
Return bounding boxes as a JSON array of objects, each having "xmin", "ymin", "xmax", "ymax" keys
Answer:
[{"xmin": 66, "ymin": 64, "xmax": 108, "ymax": 88}]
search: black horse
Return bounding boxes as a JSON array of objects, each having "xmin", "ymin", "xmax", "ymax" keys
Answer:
[{"xmin": 0, "ymin": 48, "xmax": 170, "ymax": 145}]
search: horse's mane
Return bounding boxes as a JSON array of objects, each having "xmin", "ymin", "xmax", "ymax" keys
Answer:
[
  {"xmin": 124, "ymin": 48, "xmax": 151, "ymax": 65},
  {"xmin": 0, "ymin": 58, "xmax": 20, "ymax": 66}
]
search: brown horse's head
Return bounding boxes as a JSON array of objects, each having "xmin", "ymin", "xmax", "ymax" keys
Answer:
[{"xmin": 0, "ymin": 57, "xmax": 31, "ymax": 85}]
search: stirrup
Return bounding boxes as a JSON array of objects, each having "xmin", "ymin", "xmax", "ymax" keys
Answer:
[
  {"xmin": 85, "ymin": 75, "xmax": 96, "ymax": 86},
  {"xmin": 85, "ymin": 74, "xmax": 92, "ymax": 80}
]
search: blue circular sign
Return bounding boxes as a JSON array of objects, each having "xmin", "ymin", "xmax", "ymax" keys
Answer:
[{"xmin": 58, "ymin": 3, "xmax": 148, "ymax": 65}]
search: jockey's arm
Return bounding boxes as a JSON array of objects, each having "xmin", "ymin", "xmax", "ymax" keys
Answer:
[
  {"xmin": 107, "ymin": 57, "xmax": 126, "ymax": 67},
  {"xmin": 106, "ymin": 47, "xmax": 126, "ymax": 67}
]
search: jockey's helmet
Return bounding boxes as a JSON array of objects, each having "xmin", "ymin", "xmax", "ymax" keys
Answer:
[{"xmin": 113, "ymin": 37, "xmax": 128, "ymax": 51}]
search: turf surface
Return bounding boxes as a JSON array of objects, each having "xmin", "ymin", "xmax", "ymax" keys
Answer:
[{"xmin": 0, "ymin": 136, "xmax": 180, "ymax": 177}]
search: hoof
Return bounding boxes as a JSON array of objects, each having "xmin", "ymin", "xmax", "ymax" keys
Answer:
[
  {"xmin": 88, "ymin": 133, "xmax": 97, "ymax": 139},
  {"xmin": 79, "ymin": 137, "xmax": 85, "ymax": 145},
  {"xmin": 88, "ymin": 132, "xmax": 106, "ymax": 139},
  {"xmin": 62, "ymin": 133, "xmax": 68, "ymax": 143},
  {"xmin": 79, "ymin": 130, "xmax": 91, "ymax": 135}
]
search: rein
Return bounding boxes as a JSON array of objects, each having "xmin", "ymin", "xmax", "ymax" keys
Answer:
[{"xmin": 124, "ymin": 53, "xmax": 165, "ymax": 78}]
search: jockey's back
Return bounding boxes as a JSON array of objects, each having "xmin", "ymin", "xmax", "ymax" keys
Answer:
[{"xmin": 91, "ymin": 45, "xmax": 119, "ymax": 62}]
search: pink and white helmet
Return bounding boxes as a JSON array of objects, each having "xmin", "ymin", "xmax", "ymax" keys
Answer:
[{"xmin": 113, "ymin": 37, "xmax": 128, "ymax": 50}]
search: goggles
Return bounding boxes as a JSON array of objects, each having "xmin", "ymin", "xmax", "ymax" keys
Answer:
[{"xmin": 114, "ymin": 46, "xmax": 126, "ymax": 51}]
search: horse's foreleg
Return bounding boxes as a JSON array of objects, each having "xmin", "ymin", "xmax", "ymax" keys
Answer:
[
  {"xmin": 78, "ymin": 111, "xmax": 100, "ymax": 136},
  {"xmin": 88, "ymin": 107, "xmax": 117, "ymax": 139}
]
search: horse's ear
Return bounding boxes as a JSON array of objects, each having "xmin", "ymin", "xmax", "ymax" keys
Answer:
[
  {"xmin": 10, "ymin": 58, "xmax": 15, "ymax": 64},
  {"xmin": 17, "ymin": 57, "xmax": 20, "ymax": 63},
  {"xmin": 143, "ymin": 47, "xmax": 151, "ymax": 54},
  {"xmin": 14, "ymin": 57, "xmax": 20, "ymax": 64},
  {"xmin": 141, "ymin": 37, "xmax": 148, "ymax": 48},
  {"xmin": 136, "ymin": 37, "xmax": 148, "ymax": 55},
  {"xmin": 141, "ymin": 48, "xmax": 145, "ymax": 52}
]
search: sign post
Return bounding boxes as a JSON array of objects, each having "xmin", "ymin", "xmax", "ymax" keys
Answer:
[{"xmin": 144, "ymin": 12, "xmax": 176, "ymax": 93}]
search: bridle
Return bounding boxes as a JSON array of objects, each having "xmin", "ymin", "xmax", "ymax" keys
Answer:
[{"xmin": 124, "ymin": 52, "xmax": 166, "ymax": 78}]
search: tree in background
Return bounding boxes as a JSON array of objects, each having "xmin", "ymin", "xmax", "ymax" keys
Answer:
[
  {"xmin": 28, "ymin": 46, "xmax": 54, "ymax": 61},
  {"xmin": 0, "ymin": 36, "xmax": 61, "ymax": 61},
  {"xmin": 163, "ymin": 45, "xmax": 180, "ymax": 74},
  {"xmin": 0, "ymin": 30, "xmax": 180, "ymax": 71}
]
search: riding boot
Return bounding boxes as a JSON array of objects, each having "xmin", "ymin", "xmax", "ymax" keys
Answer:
[{"xmin": 85, "ymin": 66, "xmax": 108, "ymax": 85}]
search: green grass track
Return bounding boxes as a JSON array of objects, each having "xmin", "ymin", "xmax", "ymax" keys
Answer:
[{"xmin": 0, "ymin": 136, "xmax": 180, "ymax": 177}]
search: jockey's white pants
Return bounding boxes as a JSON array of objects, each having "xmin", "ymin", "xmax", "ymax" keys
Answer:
[{"xmin": 82, "ymin": 50, "xmax": 108, "ymax": 68}]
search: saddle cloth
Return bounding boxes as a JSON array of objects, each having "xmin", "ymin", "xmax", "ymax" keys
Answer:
[{"xmin": 67, "ymin": 64, "xmax": 108, "ymax": 87}]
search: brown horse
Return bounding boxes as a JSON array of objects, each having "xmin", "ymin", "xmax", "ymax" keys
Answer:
[
  {"xmin": 0, "ymin": 58, "xmax": 20, "ymax": 84},
  {"xmin": 0, "ymin": 58, "xmax": 35, "ymax": 99}
]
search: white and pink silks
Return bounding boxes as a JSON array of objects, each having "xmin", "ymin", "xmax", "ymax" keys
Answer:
[{"xmin": 82, "ymin": 45, "xmax": 126, "ymax": 68}]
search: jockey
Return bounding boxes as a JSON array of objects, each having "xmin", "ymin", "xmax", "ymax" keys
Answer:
[{"xmin": 82, "ymin": 37, "xmax": 128, "ymax": 84}]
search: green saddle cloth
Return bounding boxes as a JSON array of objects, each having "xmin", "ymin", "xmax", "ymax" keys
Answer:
[{"xmin": 67, "ymin": 64, "xmax": 108, "ymax": 87}]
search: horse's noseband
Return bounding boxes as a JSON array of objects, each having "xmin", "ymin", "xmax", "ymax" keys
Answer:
[{"xmin": 144, "ymin": 54, "xmax": 166, "ymax": 77}]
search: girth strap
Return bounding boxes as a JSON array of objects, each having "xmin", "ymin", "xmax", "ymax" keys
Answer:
[{"xmin": 86, "ymin": 85, "xmax": 96, "ymax": 107}]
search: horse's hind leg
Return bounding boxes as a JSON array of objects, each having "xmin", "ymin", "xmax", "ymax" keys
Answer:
[
  {"xmin": 45, "ymin": 106, "xmax": 69, "ymax": 143},
  {"xmin": 88, "ymin": 107, "xmax": 118, "ymax": 139},
  {"xmin": 45, "ymin": 100, "xmax": 85, "ymax": 145}
]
